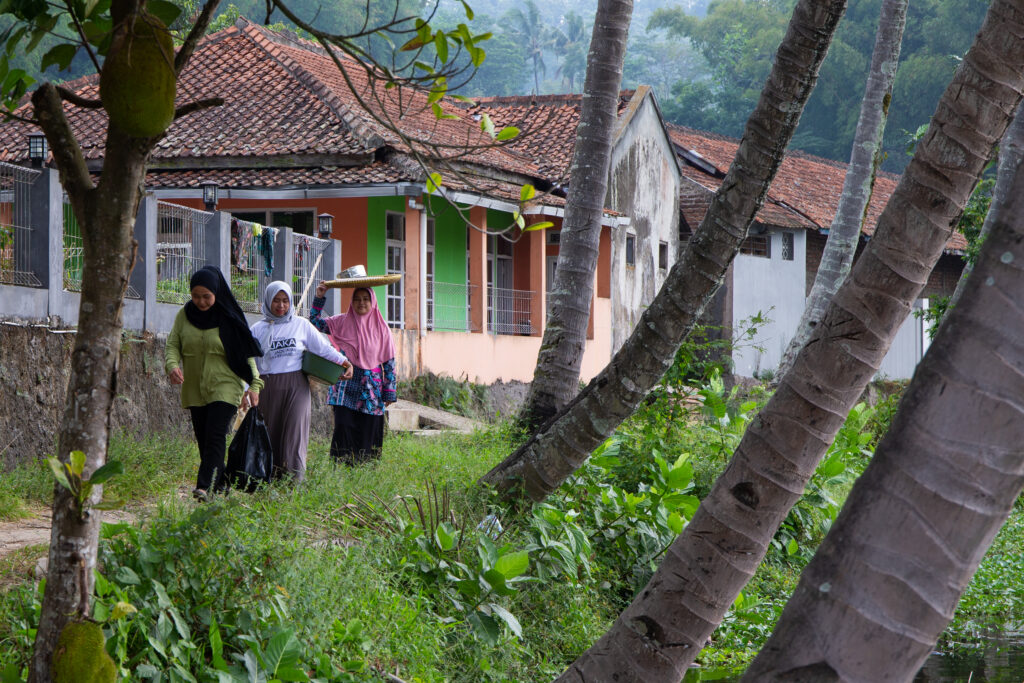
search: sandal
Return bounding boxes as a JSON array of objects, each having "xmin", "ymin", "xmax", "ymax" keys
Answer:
[{"xmin": 192, "ymin": 488, "xmax": 208, "ymax": 502}]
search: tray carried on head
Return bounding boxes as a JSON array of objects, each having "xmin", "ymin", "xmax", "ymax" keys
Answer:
[{"xmin": 322, "ymin": 273, "xmax": 402, "ymax": 289}]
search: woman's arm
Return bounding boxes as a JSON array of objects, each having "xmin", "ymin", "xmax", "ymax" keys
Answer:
[
  {"xmin": 165, "ymin": 312, "xmax": 184, "ymax": 383},
  {"xmin": 309, "ymin": 288, "xmax": 329, "ymax": 333},
  {"xmin": 303, "ymin": 319, "xmax": 347, "ymax": 364}
]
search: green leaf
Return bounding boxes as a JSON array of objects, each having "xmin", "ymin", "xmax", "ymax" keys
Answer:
[
  {"xmin": 514, "ymin": 212, "xmax": 525, "ymax": 229},
  {"xmin": 467, "ymin": 611, "xmax": 500, "ymax": 644},
  {"xmin": 91, "ymin": 497, "xmax": 126, "ymax": 511},
  {"xmin": 666, "ymin": 462, "xmax": 693, "ymax": 490},
  {"xmin": 110, "ymin": 601, "xmax": 137, "ymax": 620},
  {"xmin": 495, "ymin": 126, "xmax": 519, "ymax": 141},
  {"xmin": 468, "ymin": 45, "xmax": 485, "ymax": 67},
  {"xmin": 519, "ymin": 184, "xmax": 536, "ymax": 202},
  {"xmin": 490, "ymin": 603, "xmax": 522, "ymax": 638},
  {"xmin": 494, "ymin": 550, "xmax": 529, "ymax": 579},
  {"xmin": 434, "ymin": 522, "xmax": 456, "ymax": 552},
  {"xmin": 667, "ymin": 511, "xmax": 685, "ymax": 535},
  {"xmin": 482, "ymin": 569, "xmax": 515, "ymax": 595},
  {"xmin": 479, "ymin": 112, "xmax": 495, "ymax": 137},
  {"xmin": 47, "ymin": 457, "xmax": 72, "ymax": 491},
  {"xmin": 460, "ymin": 0, "xmax": 474, "ymax": 20},
  {"xmin": 69, "ymin": 450, "xmax": 86, "ymax": 476},
  {"xmin": 434, "ymin": 31, "xmax": 448, "ymax": 63},
  {"xmin": 209, "ymin": 618, "xmax": 229, "ymax": 671},
  {"xmin": 523, "ymin": 221, "xmax": 553, "ymax": 232},
  {"xmin": 39, "ymin": 43, "xmax": 77, "ymax": 72},
  {"xmin": 265, "ymin": 629, "xmax": 298, "ymax": 675},
  {"xmin": 400, "ymin": 36, "xmax": 428, "ymax": 52},
  {"xmin": 426, "ymin": 172, "xmax": 443, "ymax": 193},
  {"xmin": 818, "ymin": 453, "xmax": 845, "ymax": 479},
  {"xmin": 786, "ymin": 538, "xmax": 799, "ymax": 556},
  {"xmin": 87, "ymin": 460, "xmax": 123, "ymax": 484},
  {"xmin": 145, "ymin": 0, "xmax": 181, "ymax": 27}
]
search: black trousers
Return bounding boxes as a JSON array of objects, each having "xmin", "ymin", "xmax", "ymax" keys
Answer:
[
  {"xmin": 330, "ymin": 405, "xmax": 384, "ymax": 466},
  {"xmin": 189, "ymin": 401, "xmax": 237, "ymax": 491}
]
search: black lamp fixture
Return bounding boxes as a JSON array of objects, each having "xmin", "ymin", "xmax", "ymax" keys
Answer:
[
  {"xmin": 28, "ymin": 133, "xmax": 47, "ymax": 167},
  {"xmin": 317, "ymin": 213, "xmax": 334, "ymax": 238},
  {"xmin": 200, "ymin": 181, "xmax": 219, "ymax": 211}
]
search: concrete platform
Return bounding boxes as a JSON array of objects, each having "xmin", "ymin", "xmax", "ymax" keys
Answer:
[{"xmin": 387, "ymin": 400, "xmax": 484, "ymax": 435}]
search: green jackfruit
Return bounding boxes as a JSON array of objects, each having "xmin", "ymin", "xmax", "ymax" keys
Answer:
[
  {"xmin": 100, "ymin": 11, "xmax": 176, "ymax": 138},
  {"xmin": 52, "ymin": 620, "xmax": 117, "ymax": 683}
]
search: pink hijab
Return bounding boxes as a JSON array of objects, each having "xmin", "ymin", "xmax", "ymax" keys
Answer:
[{"xmin": 325, "ymin": 287, "xmax": 396, "ymax": 369}]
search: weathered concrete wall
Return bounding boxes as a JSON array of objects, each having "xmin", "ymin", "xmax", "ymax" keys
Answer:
[
  {"xmin": 0, "ymin": 322, "xmax": 335, "ymax": 471},
  {"xmin": 606, "ymin": 92, "xmax": 681, "ymax": 352}
]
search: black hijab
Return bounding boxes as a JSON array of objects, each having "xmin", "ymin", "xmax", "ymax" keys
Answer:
[{"xmin": 185, "ymin": 266, "xmax": 263, "ymax": 383}]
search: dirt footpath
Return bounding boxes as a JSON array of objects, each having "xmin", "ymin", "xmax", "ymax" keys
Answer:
[{"xmin": 0, "ymin": 509, "xmax": 138, "ymax": 558}]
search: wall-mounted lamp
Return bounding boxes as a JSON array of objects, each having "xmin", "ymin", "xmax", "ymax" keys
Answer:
[
  {"xmin": 317, "ymin": 213, "xmax": 334, "ymax": 238},
  {"xmin": 408, "ymin": 198, "xmax": 425, "ymax": 211},
  {"xmin": 200, "ymin": 181, "xmax": 219, "ymax": 211},
  {"xmin": 28, "ymin": 133, "xmax": 47, "ymax": 167}
]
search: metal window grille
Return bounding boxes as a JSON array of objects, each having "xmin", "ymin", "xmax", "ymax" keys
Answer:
[
  {"xmin": 782, "ymin": 232, "xmax": 795, "ymax": 261},
  {"xmin": 385, "ymin": 212, "xmax": 405, "ymax": 329},
  {"xmin": 427, "ymin": 280, "xmax": 478, "ymax": 332},
  {"xmin": 487, "ymin": 286, "xmax": 534, "ymax": 335},
  {"xmin": 0, "ymin": 162, "xmax": 40, "ymax": 286},
  {"xmin": 292, "ymin": 233, "xmax": 331, "ymax": 316},
  {"xmin": 231, "ymin": 218, "xmax": 277, "ymax": 313},
  {"xmin": 62, "ymin": 197, "xmax": 83, "ymax": 292},
  {"xmin": 155, "ymin": 201, "xmax": 212, "ymax": 303},
  {"xmin": 740, "ymin": 234, "xmax": 771, "ymax": 258},
  {"xmin": 625, "ymin": 234, "xmax": 636, "ymax": 266}
]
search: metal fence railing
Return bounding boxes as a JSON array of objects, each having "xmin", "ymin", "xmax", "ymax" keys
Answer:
[
  {"xmin": 487, "ymin": 286, "xmax": 535, "ymax": 336},
  {"xmin": 427, "ymin": 280, "xmax": 477, "ymax": 332},
  {"xmin": 0, "ymin": 162, "xmax": 40, "ymax": 287},
  {"xmin": 291, "ymin": 234, "xmax": 331, "ymax": 316},
  {"xmin": 231, "ymin": 218, "xmax": 277, "ymax": 314},
  {"xmin": 62, "ymin": 197, "xmax": 83, "ymax": 292},
  {"xmin": 155, "ymin": 201, "xmax": 212, "ymax": 304}
]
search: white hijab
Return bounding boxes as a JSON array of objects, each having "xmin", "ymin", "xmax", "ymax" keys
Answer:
[{"xmin": 256, "ymin": 281, "xmax": 294, "ymax": 372}]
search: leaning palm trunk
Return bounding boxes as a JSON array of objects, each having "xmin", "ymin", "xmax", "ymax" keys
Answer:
[
  {"xmin": 742, "ymin": 104, "xmax": 1024, "ymax": 682},
  {"xmin": 946, "ymin": 100, "xmax": 1024, "ymax": 310},
  {"xmin": 485, "ymin": 0, "xmax": 849, "ymax": 495},
  {"xmin": 519, "ymin": 0, "xmax": 633, "ymax": 431},
  {"xmin": 553, "ymin": 0, "xmax": 1024, "ymax": 678},
  {"xmin": 774, "ymin": 0, "xmax": 908, "ymax": 380}
]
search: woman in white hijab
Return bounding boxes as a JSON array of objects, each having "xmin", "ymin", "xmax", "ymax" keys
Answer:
[{"xmin": 250, "ymin": 281, "xmax": 351, "ymax": 482}]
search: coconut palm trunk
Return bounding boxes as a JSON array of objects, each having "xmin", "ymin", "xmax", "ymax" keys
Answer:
[
  {"xmin": 742, "ymin": 103, "xmax": 1024, "ymax": 682},
  {"xmin": 553, "ymin": 0, "xmax": 1024, "ymax": 678},
  {"xmin": 29, "ymin": 2, "xmax": 221, "ymax": 678},
  {"xmin": 518, "ymin": 0, "xmax": 633, "ymax": 431},
  {"xmin": 774, "ymin": 0, "xmax": 908, "ymax": 381},
  {"xmin": 485, "ymin": 0, "xmax": 850, "ymax": 497}
]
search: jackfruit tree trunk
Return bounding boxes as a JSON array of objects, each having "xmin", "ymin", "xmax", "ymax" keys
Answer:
[
  {"xmin": 29, "ymin": 0, "xmax": 220, "ymax": 676},
  {"xmin": 485, "ymin": 0, "xmax": 848, "ymax": 499},
  {"xmin": 518, "ymin": 0, "xmax": 632, "ymax": 432},
  {"xmin": 554, "ymin": 0, "xmax": 1024, "ymax": 678},
  {"xmin": 742, "ymin": 104, "xmax": 1024, "ymax": 681},
  {"xmin": 28, "ymin": 91, "xmax": 150, "ymax": 683},
  {"xmin": 774, "ymin": 0, "xmax": 907, "ymax": 381}
]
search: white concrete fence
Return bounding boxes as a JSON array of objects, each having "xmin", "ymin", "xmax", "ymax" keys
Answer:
[{"xmin": 0, "ymin": 166, "xmax": 343, "ymax": 332}]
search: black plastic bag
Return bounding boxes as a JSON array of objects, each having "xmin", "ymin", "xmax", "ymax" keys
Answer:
[{"xmin": 225, "ymin": 408, "xmax": 273, "ymax": 492}]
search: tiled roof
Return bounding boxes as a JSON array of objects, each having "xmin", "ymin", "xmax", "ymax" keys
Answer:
[
  {"xmin": 668, "ymin": 123, "xmax": 968, "ymax": 251},
  {"xmin": 143, "ymin": 161, "xmax": 411, "ymax": 189},
  {"xmin": 469, "ymin": 92, "xmax": 636, "ymax": 180},
  {"xmin": 0, "ymin": 19, "xmax": 538, "ymax": 181}
]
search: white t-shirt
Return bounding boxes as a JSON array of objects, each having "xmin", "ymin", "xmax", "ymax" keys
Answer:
[{"xmin": 250, "ymin": 316, "xmax": 346, "ymax": 375}]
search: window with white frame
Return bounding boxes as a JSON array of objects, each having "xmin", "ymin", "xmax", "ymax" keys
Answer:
[
  {"xmin": 385, "ymin": 212, "xmax": 405, "ymax": 328},
  {"xmin": 740, "ymin": 234, "xmax": 771, "ymax": 258},
  {"xmin": 426, "ymin": 218, "xmax": 435, "ymax": 329}
]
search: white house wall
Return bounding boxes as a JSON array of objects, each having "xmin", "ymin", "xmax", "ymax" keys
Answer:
[
  {"xmin": 732, "ymin": 230, "xmax": 807, "ymax": 378},
  {"xmin": 606, "ymin": 95, "xmax": 681, "ymax": 351},
  {"xmin": 876, "ymin": 300, "xmax": 927, "ymax": 380}
]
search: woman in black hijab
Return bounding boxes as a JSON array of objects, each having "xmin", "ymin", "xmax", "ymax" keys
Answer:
[{"xmin": 164, "ymin": 266, "xmax": 264, "ymax": 500}]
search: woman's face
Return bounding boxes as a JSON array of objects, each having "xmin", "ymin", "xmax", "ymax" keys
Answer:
[
  {"xmin": 352, "ymin": 289, "xmax": 372, "ymax": 315},
  {"xmin": 191, "ymin": 286, "xmax": 215, "ymax": 311},
  {"xmin": 271, "ymin": 290, "xmax": 291, "ymax": 317}
]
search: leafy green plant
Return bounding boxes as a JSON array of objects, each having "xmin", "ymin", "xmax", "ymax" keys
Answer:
[{"xmin": 46, "ymin": 451, "xmax": 124, "ymax": 520}]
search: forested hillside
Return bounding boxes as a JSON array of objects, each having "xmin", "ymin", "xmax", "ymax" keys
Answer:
[{"xmin": 8, "ymin": 0, "xmax": 989, "ymax": 171}]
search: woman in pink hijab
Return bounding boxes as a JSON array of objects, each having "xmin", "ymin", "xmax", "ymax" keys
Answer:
[{"xmin": 311, "ymin": 282, "xmax": 397, "ymax": 464}]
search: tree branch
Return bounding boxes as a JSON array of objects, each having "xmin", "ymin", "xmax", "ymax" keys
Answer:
[
  {"xmin": 175, "ymin": 0, "xmax": 223, "ymax": 75},
  {"xmin": 62, "ymin": 0, "xmax": 102, "ymax": 73},
  {"xmin": 31, "ymin": 83, "xmax": 94, "ymax": 198},
  {"xmin": 56, "ymin": 86, "xmax": 102, "ymax": 109},
  {"xmin": 173, "ymin": 97, "xmax": 225, "ymax": 120}
]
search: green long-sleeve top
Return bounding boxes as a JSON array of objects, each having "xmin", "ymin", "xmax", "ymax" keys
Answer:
[{"xmin": 164, "ymin": 309, "xmax": 263, "ymax": 409}]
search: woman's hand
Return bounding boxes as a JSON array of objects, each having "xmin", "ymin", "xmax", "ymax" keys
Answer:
[
  {"xmin": 315, "ymin": 282, "xmax": 328, "ymax": 298},
  {"xmin": 240, "ymin": 390, "xmax": 259, "ymax": 410},
  {"xmin": 340, "ymin": 361, "xmax": 354, "ymax": 381},
  {"xmin": 168, "ymin": 367, "xmax": 184, "ymax": 385}
]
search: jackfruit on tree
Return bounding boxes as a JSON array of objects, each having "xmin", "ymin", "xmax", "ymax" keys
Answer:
[{"xmin": 100, "ymin": 11, "xmax": 176, "ymax": 138}]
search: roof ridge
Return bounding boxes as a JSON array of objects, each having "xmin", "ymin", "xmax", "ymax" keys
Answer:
[
  {"xmin": 235, "ymin": 18, "xmax": 385, "ymax": 150},
  {"xmin": 473, "ymin": 89, "xmax": 637, "ymax": 108}
]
